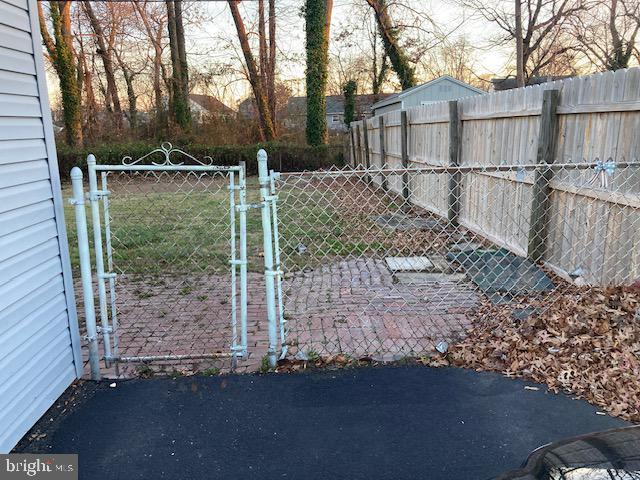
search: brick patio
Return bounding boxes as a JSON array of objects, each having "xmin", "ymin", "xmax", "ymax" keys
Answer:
[{"xmin": 81, "ymin": 258, "xmax": 481, "ymax": 378}]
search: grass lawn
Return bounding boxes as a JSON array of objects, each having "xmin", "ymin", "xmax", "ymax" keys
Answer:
[{"xmin": 62, "ymin": 175, "xmax": 404, "ymax": 276}]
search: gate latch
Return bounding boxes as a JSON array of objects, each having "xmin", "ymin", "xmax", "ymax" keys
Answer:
[
  {"xmin": 86, "ymin": 189, "xmax": 111, "ymax": 201},
  {"xmin": 237, "ymin": 203, "xmax": 265, "ymax": 212}
]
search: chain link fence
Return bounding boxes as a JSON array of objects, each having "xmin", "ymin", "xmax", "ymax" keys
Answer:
[{"xmin": 274, "ymin": 161, "xmax": 640, "ymax": 362}]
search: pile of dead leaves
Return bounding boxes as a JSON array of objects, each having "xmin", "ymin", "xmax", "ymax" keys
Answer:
[
  {"xmin": 438, "ymin": 285, "xmax": 640, "ymax": 422},
  {"xmin": 275, "ymin": 354, "xmax": 376, "ymax": 373}
]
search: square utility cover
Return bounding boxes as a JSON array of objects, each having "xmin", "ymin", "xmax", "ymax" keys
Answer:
[{"xmin": 385, "ymin": 256, "xmax": 434, "ymax": 271}]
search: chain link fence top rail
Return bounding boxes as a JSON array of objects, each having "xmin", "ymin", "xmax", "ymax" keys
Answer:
[{"xmin": 274, "ymin": 161, "xmax": 640, "ymax": 362}]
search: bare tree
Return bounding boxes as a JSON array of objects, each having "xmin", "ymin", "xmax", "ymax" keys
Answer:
[
  {"xmin": 134, "ymin": 1, "xmax": 168, "ymax": 127},
  {"xmin": 462, "ymin": 0, "xmax": 585, "ymax": 82},
  {"xmin": 573, "ymin": 0, "xmax": 640, "ymax": 70},
  {"xmin": 268, "ymin": 0, "xmax": 276, "ymax": 119},
  {"xmin": 166, "ymin": 0, "xmax": 191, "ymax": 128},
  {"xmin": 82, "ymin": 1, "xmax": 122, "ymax": 118},
  {"xmin": 228, "ymin": 0, "xmax": 276, "ymax": 140},
  {"xmin": 75, "ymin": 13, "xmax": 98, "ymax": 139},
  {"xmin": 419, "ymin": 37, "xmax": 488, "ymax": 89},
  {"xmin": 515, "ymin": 0, "xmax": 525, "ymax": 85}
]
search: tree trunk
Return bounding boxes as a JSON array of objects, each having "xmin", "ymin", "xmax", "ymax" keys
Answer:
[
  {"xmin": 83, "ymin": 1, "xmax": 122, "ymax": 118},
  {"xmin": 259, "ymin": 0, "xmax": 268, "ymax": 94},
  {"xmin": 78, "ymin": 37, "xmax": 98, "ymax": 139},
  {"xmin": 114, "ymin": 50, "xmax": 137, "ymax": 130},
  {"xmin": 305, "ymin": 0, "xmax": 332, "ymax": 146},
  {"xmin": 268, "ymin": 0, "xmax": 276, "ymax": 120},
  {"xmin": 134, "ymin": 3, "xmax": 166, "ymax": 128},
  {"xmin": 154, "ymin": 26, "xmax": 166, "ymax": 127},
  {"xmin": 166, "ymin": 0, "xmax": 190, "ymax": 129},
  {"xmin": 365, "ymin": 0, "xmax": 416, "ymax": 90},
  {"xmin": 228, "ymin": 0, "xmax": 276, "ymax": 140},
  {"xmin": 515, "ymin": 0, "xmax": 525, "ymax": 87},
  {"xmin": 174, "ymin": 0, "xmax": 190, "ymax": 111},
  {"xmin": 39, "ymin": 1, "xmax": 83, "ymax": 146}
]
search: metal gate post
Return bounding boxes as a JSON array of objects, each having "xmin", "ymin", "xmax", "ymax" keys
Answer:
[
  {"xmin": 70, "ymin": 168, "xmax": 101, "ymax": 380},
  {"xmin": 101, "ymin": 172, "xmax": 119, "ymax": 373},
  {"xmin": 229, "ymin": 171, "xmax": 238, "ymax": 359},
  {"xmin": 86, "ymin": 155, "xmax": 113, "ymax": 366},
  {"xmin": 258, "ymin": 150, "xmax": 278, "ymax": 368},
  {"xmin": 238, "ymin": 161, "xmax": 248, "ymax": 357},
  {"xmin": 269, "ymin": 170, "xmax": 286, "ymax": 357}
]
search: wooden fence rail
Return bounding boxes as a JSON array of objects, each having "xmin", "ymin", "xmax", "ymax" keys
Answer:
[{"xmin": 349, "ymin": 68, "xmax": 640, "ymax": 286}]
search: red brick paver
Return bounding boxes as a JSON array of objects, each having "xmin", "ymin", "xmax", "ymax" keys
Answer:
[{"xmin": 80, "ymin": 258, "xmax": 480, "ymax": 378}]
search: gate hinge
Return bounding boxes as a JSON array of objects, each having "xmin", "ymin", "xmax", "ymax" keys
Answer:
[
  {"xmin": 265, "ymin": 195, "xmax": 278, "ymax": 202},
  {"xmin": 68, "ymin": 197, "xmax": 84, "ymax": 206},
  {"xmin": 99, "ymin": 272, "xmax": 117, "ymax": 280},
  {"xmin": 229, "ymin": 259, "xmax": 247, "ymax": 266},
  {"xmin": 265, "ymin": 268, "xmax": 283, "ymax": 277},
  {"xmin": 86, "ymin": 189, "xmax": 111, "ymax": 201},
  {"xmin": 97, "ymin": 326, "xmax": 113, "ymax": 334}
]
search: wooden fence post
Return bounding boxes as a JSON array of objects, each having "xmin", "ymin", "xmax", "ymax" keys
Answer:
[
  {"xmin": 349, "ymin": 126, "xmax": 357, "ymax": 167},
  {"xmin": 355, "ymin": 123, "xmax": 363, "ymax": 167},
  {"xmin": 379, "ymin": 115, "xmax": 388, "ymax": 190},
  {"xmin": 401, "ymin": 110, "xmax": 410, "ymax": 207},
  {"xmin": 527, "ymin": 89, "xmax": 560, "ymax": 262},
  {"xmin": 363, "ymin": 120, "xmax": 370, "ymax": 168},
  {"xmin": 448, "ymin": 100, "xmax": 461, "ymax": 225}
]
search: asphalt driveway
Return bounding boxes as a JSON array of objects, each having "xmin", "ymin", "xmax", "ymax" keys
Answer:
[{"xmin": 16, "ymin": 366, "xmax": 629, "ymax": 480}]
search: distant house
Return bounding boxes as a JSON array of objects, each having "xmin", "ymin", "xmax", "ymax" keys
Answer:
[
  {"xmin": 238, "ymin": 97, "xmax": 258, "ymax": 119},
  {"xmin": 238, "ymin": 94, "xmax": 390, "ymax": 132},
  {"xmin": 284, "ymin": 94, "xmax": 393, "ymax": 132},
  {"xmin": 188, "ymin": 94, "xmax": 235, "ymax": 123},
  {"xmin": 491, "ymin": 76, "xmax": 573, "ymax": 91},
  {"xmin": 371, "ymin": 75, "xmax": 485, "ymax": 115}
]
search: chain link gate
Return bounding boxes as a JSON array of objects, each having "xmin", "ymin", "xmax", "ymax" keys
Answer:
[{"xmin": 71, "ymin": 144, "xmax": 254, "ymax": 378}]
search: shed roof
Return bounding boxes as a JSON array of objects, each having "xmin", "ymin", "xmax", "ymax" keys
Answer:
[{"xmin": 371, "ymin": 75, "xmax": 485, "ymax": 110}]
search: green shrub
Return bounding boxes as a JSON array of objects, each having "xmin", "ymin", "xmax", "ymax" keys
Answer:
[{"xmin": 56, "ymin": 141, "xmax": 344, "ymax": 180}]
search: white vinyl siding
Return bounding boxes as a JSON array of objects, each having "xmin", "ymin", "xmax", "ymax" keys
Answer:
[{"xmin": 0, "ymin": 0, "xmax": 82, "ymax": 453}]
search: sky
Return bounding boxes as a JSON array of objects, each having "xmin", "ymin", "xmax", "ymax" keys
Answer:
[
  {"xmin": 46, "ymin": 0, "xmax": 513, "ymax": 109},
  {"xmin": 183, "ymin": 0, "xmax": 512, "ymax": 104}
]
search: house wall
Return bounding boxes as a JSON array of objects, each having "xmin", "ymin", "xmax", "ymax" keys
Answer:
[
  {"xmin": 0, "ymin": 0, "xmax": 82, "ymax": 453},
  {"xmin": 374, "ymin": 102, "xmax": 402, "ymax": 116},
  {"xmin": 327, "ymin": 112, "xmax": 347, "ymax": 132}
]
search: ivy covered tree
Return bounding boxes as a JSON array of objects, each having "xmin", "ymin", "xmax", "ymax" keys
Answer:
[
  {"xmin": 38, "ymin": 1, "xmax": 83, "ymax": 146},
  {"xmin": 343, "ymin": 80, "xmax": 357, "ymax": 127},
  {"xmin": 365, "ymin": 0, "xmax": 416, "ymax": 90},
  {"xmin": 305, "ymin": 0, "xmax": 333, "ymax": 146}
]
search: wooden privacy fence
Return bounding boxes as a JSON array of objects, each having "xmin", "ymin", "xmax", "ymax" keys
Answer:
[{"xmin": 349, "ymin": 68, "xmax": 640, "ymax": 286}]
